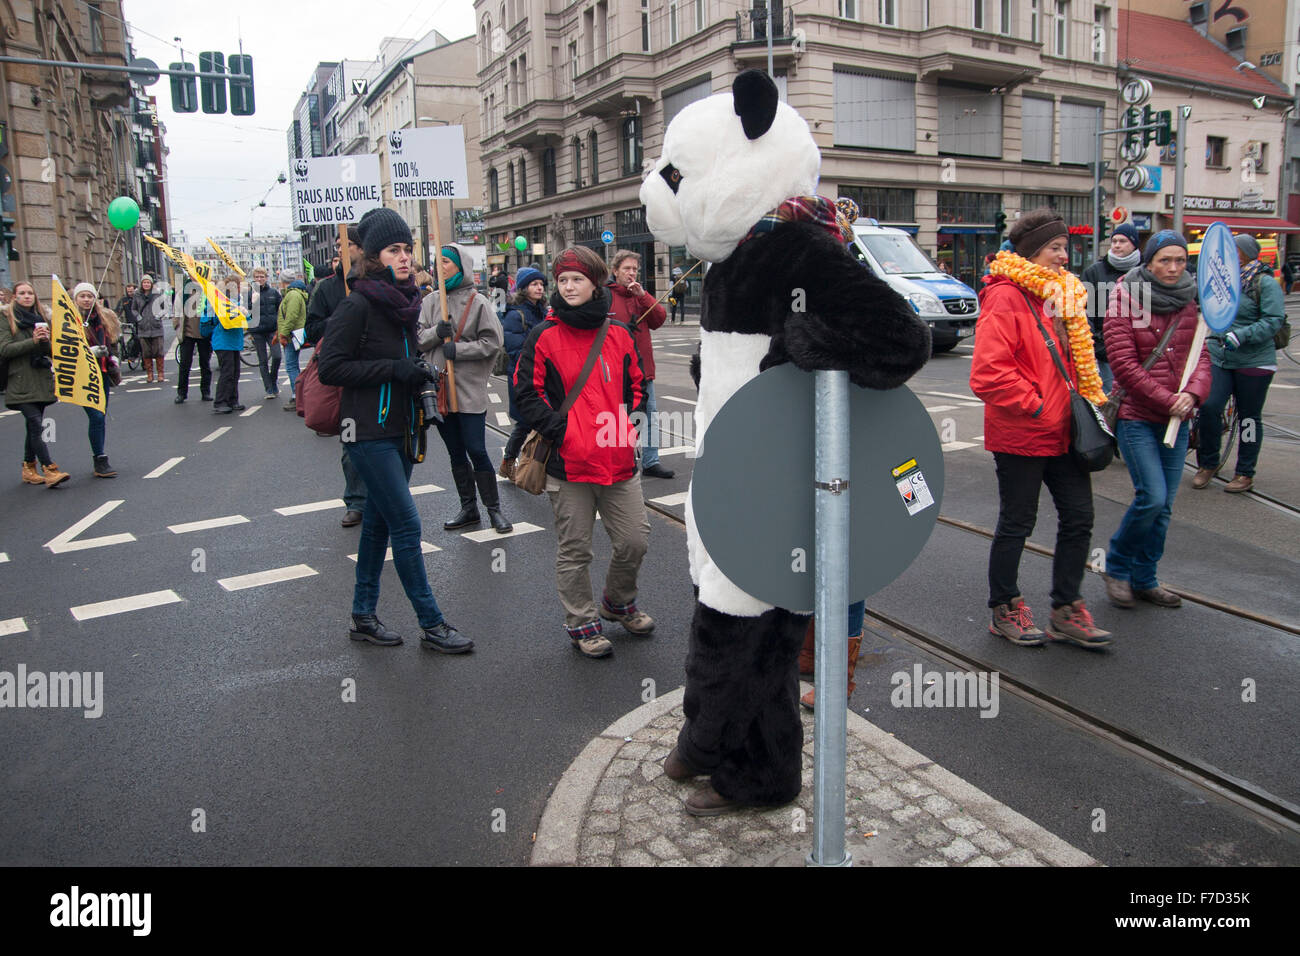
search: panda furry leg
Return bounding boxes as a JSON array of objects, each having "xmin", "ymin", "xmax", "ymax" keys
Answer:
[{"xmin": 676, "ymin": 601, "xmax": 811, "ymax": 806}]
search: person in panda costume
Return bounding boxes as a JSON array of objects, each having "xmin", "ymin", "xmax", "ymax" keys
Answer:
[{"xmin": 639, "ymin": 70, "xmax": 931, "ymax": 816}]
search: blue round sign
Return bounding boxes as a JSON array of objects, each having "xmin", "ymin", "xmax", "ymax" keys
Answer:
[
  {"xmin": 1196, "ymin": 221, "xmax": 1241, "ymax": 333},
  {"xmin": 600, "ymin": 230, "xmax": 614, "ymax": 245}
]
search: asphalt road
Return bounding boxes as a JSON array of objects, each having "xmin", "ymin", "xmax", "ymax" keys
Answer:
[{"xmin": 1, "ymin": 316, "xmax": 1297, "ymax": 866}]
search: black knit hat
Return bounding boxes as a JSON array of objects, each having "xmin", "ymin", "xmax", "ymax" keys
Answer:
[{"xmin": 357, "ymin": 207, "xmax": 413, "ymax": 256}]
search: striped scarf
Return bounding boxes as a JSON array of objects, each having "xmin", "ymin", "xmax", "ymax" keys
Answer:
[
  {"xmin": 737, "ymin": 196, "xmax": 853, "ymax": 248},
  {"xmin": 1240, "ymin": 258, "xmax": 1267, "ymax": 292}
]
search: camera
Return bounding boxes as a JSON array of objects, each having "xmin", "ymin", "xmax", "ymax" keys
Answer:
[{"xmin": 414, "ymin": 359, "xmax": 443, "ymax": 426}]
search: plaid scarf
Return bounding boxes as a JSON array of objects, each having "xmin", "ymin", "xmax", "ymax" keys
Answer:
[
  {"xmin": 737, "ymin": 196, "xmax": 852, "ymax": 248},
  {"xmin": 1240, "ymin": 258, "xmax": 1267, "ymax": 292}
]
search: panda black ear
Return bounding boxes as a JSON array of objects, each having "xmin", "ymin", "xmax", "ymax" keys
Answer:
[{"xmin": 732, "ymin": 70, "xmax": 778, "ymax": 140}]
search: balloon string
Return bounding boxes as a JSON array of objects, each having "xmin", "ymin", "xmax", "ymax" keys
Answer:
[{"xmin": 93, "ymin": 232, "xmax": 124, "ymax": 304}]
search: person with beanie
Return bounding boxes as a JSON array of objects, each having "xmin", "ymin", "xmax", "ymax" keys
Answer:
[
  {"xmin": 417, "ymin": 243, "xmax": 511, "ymax": 534},
  {"xmin": 316, "ymin": 206, "xmax": 471, "ymax": 655},
  {"xmin": 1, "ymin": 280, "xmax": 69, "ymax": 487},
  {"xmin": 244, "ymin": 267, "xmax": 283, "ymax": 399},
  {"xmin": 1192, "ymin": 234, "xmax": 1286, "ymax": 494},
  {"xmin": 204, "ymin": 267, "xmax": 245, "ymax": 414},
  {"xmin": 971, "ymin": 207, "xmax": 1112, "ymax": 649},
  {"xmin": 1080, "ymin": 222, "xmax": 1141, "ymax": 392},
  {"xmin": 305, "ymin": 226, "xmax": 367, "ymax": 528},
  {"xmin": 1102, "ymin": 229, "xmax": 1211, "ymax": 610},
  {"xmin": 131, "ymin": 274, "xmax": 168, "ymax": 383},
  {"xmin": 72, "ymin": 282, "xmax": 121, "ymax": 477},
  {"xmin": 498, "ymin": 265, "xmax": 548, "ymax": 479},
  {"xmin": 607, "ymin": 249, "xmax": 672, "ymax": 479},
  {"xmin": 277, "ymin": 272, "xmax": 309, "ymax": 409},
  {"xmin": 514, "ymin": 246, "xmax": 652, "ymax": 659},
  {"xmin": 172, "ymin": 271, "xmax": 213, "ymax": 404}
]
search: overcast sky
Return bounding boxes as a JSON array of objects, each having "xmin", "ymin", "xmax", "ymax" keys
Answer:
[{"xmin": 122, "ymin": 0, "xmax": 476, "ymax": 241}]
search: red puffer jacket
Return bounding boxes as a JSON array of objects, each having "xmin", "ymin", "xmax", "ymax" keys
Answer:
[
  {"xmin": 1103, "ymin": 279, "xmax": 1211, "ymax": 424},
  {"xmin": 970, "ymin": 275, "xmax": 1075, "ymax": 457}
]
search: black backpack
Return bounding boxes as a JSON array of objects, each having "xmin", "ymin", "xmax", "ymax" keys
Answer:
[{"xmin": 1244, "ymin": 275, "xmax": 1291, "ymax": 350}]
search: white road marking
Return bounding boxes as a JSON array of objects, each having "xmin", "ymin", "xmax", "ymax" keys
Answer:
[
  {"xmin": 660, "ymin": 352, "xmax": 695, "ymax": 358},
  {"xmin": 656, "ymin": 445, "xmax": 696, "ymax": 456},
  {"xmin": 495, "ymin": 412, "xmax": 512, "ymax": 427},
  {"xmin": 240, "ymin": 405, "xmax": 261, "ymax": 417},
  {"xmin": 348, "ymin": 541, "xmax": 441, "ymax": 562},
  {"xmin": 925, "ymin": 405, "xmax": 958, "ymax": 413},
  {"xmin": 922, "ymin": 390, "xmax": 979, "ymax": 401},
  {"xmin": 1272, "ymin": 383, "xmax": 1299, "ymax": 389},
  {"xmin": 143, "ymin": 456, "xmax": 185, "ymax": 479},
  {"xmin": 126, "ymin": 387, "xmax": 161, "ymax": 393},
  {"xmin": 0, "ymin": 411, "xmax": 16, "ymax": 418},
  {"xmin": 45, "ymin": 500, "xmax": 136, "ymax": 554},
  {"xmin": 168, "ymin": 515, "xmax": 249, "ymax": 534},
  {"xmin": 0, "ymin": 617, "xmax": 28, "ymax": 636},
  {"xmin": 410, "ymin": 484, "xmax": 444, "ymax": 496},
  {"xmin": 275, "ymin": 498, "xmax": 344, "ymax": 516},
  {"xmin": 200, "ymin": 427, "xmax": 231, "ymax": 442},
  {"xmin": 461, "ymin": 522, "xmax": 544, "ymax": 543},
  {"xmin": 943, "ymin": 441, "xmax": 979, "ymax": 451},
  {"xmin": 218, "ymin": 564, "xmax": 318, "ymax": 592},
  {"xmin": 0, "ymin": 552, "xmax": 7, "ymax": 563},
  {"xmin": 650, "ymin": 492, "xmax": 689, "ymax": 506},
  {"xmin": 959, "ymin": 401, "xmax": 984, "ymax": 407},
  {"xmin": 658, "ymin": 394, "xmax": 697, "ymax": 406},
  {"xmin": 973, "ymin": 435, "xmax": 984, "ymax": 441},
  {"xmin": 70, "ymin": 589, "xmax": 183, "ymax": 622},
  {"xmin": 488, "ymin": 393, "xmax": 502, "ymax": 403}
]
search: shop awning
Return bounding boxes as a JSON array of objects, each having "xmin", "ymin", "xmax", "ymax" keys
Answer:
[{"xmin": 1181, "ymin": 215, "xmax": 1300, "ymax": 233}]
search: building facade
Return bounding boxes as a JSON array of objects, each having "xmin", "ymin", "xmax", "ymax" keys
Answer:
[
  {"xmin": 180, "ymin": 234, "xmax": 303, "ymax": 279},
  {"xmin": 287, "ymin": 63, "xmax": 339, "ymax": 271},
  {"xmin": 475, "ymin": 0, "xmax": 1124, "ymax": 292}
]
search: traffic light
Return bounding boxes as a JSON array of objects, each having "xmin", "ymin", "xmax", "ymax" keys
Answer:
[
  {"xmin": 0, "ymin": 158, "xmax": 17, "ymax": 262},
  {"xmin": 169, "ymin": 61, "xmax": 197, "ymax": 113},
  {"xmin": 1098, "ymin": 216, "xmax": 1111, "ymax": 244},
  {"xmin": 1141, "ymin": 105, "xmax": 1157, "ymax": 147},
  {"xmin": 1122, "ymin": 106, "xmax": 1142, "ymax": 152},
  {"xmin": 199, "ymin": 52, "xmax": 226, "ymax": 114},
  {"xmin": 995, "ymin": 209, "xmax": 1007, "ymax": 236},
  {"xmin": 1155, "ymin": 109, "xmax": 1172, "ymax": 147},
  {"xmin": 228, "ymin": 54, "xmax": 255, "ymax": 116}
]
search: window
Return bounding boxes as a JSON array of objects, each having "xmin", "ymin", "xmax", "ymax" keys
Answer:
[
  {"xmin": 589, "ymin": 130, "xmax": 599, "ymax": 185},
  {"xmin": 622, "ymin": 116, "xmax": 642, "ymax": 175},
  {"xmin": 508, "ymin": 163, "xmax": 516, "ymax": 206},
  {"xmin": 837, "ymin": 185, "xmax": 915, "ymax": 224},
  {"xmin": 597, "ymin": 2, "xmax": 609, "ymax": 61},
  {"xmin": 1030, "ymin": 0, "xmax": 1040, "ymax": 43},
  {"xmin": 1225, "ymin": 27, "xmax": 1245, "ymax": 52},
  {"xmin": 570, "ymin": 40, "xmax": 579, "ymax": 81},
  {"xmin": 88, "ymin": 3, "xmax": 105, "ymax": 52},
  {"xmin": 641, "ymin": 0, "xmax": 651, "ymax": 52},
  {"xmin": 834, "ymin": 69, "xmax": 916, "ymax": 151},
  {"xmin": 508, "ymin": 61, "xmax": 517, "ymax": 109},
  {"xmin": 573, "ymin": 138, "xmax": 583, "ymax": 189},
  {"xmin": 518, "ymin": 54, "xmax": 526, "ymax": 104},
  {"xmin": 520, "ymin": 158, "xmax": 527, "ymax": 203},
  {"xmin": 1022, "ymin": 193, "xmax": 1091, "ymax": 224},
  {"xmin": 1255, "ymin": 141, "xmax": 1269, "ymax": 174},
  {"xmin": 1093, "ymin": 6, "xmax": 1108, "ymax": 64},
  {"xmin": 1051, "ymin": 0, "xmax": 1068, "ymax": 57},
  {"xmin": 583, "ymin": 9, "xmax": 595, "ymax": 71},
  {"xmin": 938, "ymin": 84, "xmax": 1003, "ymax": 158},
  {"xmin": 489, "ymin": 168, "xmax": 499, "ymax": 211},
  {"xmin": 573, "ymin": 214, "xmax": 606, "ymax": 250},
  {"xmin": 936, "ymin": 191, "xmax": 1001, "ymax": 225},
  {"xmin": 839, "ymin": 0, "xmax": 857, "ymax": 20},
  {"xmin": 1206, "ymin": 136, "xmax": 1226, "ymax": 167},
  {"xmin": 1189, "ymin": 2, "xmax": 1207, "ymax": 24},
  {"xmin": 879, "ymin": 0, "xmax": 896, "ymax": 26},
  {"xmin": 542, "ymin": 147, "xmax": 557, "ymax": 195},
  {"xmin": 972, "ymin": 0, "xmax": 984, "ymax": 31},
  {"xmin": 1058, "ymin": 102, "xmax": 1099, "ymax": 166},
  {"xmin": 999, "ymin": 0, "xmax": 1012, "ymax": 35},
  {"xmin": 670, "ymin": 1, "xmax": 679, "ymax": 43},
  {"xmin": 924, "ymin": 0, "xmax": 930, "ymax": 28},
  {"xmin": 695, "ymin": 0, "xmax": 705, "ymax": 31},
  {"xmin": 1021, "ymin": 96, "xmax": 1054, "ymax": 163},
  {"xmin": 663, "ymin": 76, "xmax": 712, "ymax": 127}
]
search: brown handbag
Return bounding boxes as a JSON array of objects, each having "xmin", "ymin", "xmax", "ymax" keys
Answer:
[
  {"xmin": 435, "ymin": 294, "xmax": 475, "ymax": 418},
  {"xmin": 512, "ymin": 320, "xmax": 611, "ymax": 495}
]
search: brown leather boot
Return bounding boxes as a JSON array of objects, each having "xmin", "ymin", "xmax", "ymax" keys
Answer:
[
  {"xmin": 42, "ymin": 462, "xmax": 70, "ymax": 488},
  {"xmin": 22, "ymin": 460, "xmax": 44, "ymax": 484},
  {"xmin": 1191, "ymin": 468, "xmax": 1215, "ymax": 489},
  {"xmin": 797, "ymin": 619, "xmax": 815, "ymax": 677},
  {"xmin": 155, "ymin": 357, "xmax": 166, "ymax": 382},
  {"xmin": 498, "ymin": 457, "xmax": 516, "ymax": 481},
  {"xmin": 145, "ymin": 365, "xmax": 154, "ymax": 383},
  {"xmin": 1223, "ymin": 475, "xmax": 1253, "ymax": 494},
  {"xmin": 800, "ymin": 630, "xmax": 864, "ymax": 710}
]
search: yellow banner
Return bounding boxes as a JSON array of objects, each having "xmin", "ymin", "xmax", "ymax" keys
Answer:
[
  {"xmin": 49, "ymin": 275, "xmax": 106, "ymax": 413},
  {"xmin": 206, "ymin": 237, "xmax": 246, "ymax": 278},
  {"xmin": 143, "ymin": 235, "xmax": 248, "ymax": 330}
]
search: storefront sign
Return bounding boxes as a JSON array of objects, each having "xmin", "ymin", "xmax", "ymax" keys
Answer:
[{"xmin": 1164, "ymin": 194, "xmax": 1277, "ymax": 215}]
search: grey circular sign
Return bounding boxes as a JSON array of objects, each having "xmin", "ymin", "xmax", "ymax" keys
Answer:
[
  {"xmin": 1118, "ymin": 166, "xmax": 1149, "ymax": 191},
  {"xmin": 691, "ymin": 364, "xmax": 944, "ymax": 612},
  {"xmin": 129, "ymin": 57, "xmax": 160, "ymax": 87}
]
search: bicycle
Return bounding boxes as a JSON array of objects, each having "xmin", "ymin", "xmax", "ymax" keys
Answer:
[
  {"xmin": 116, "ymin": 321, "xmax": 142, "ymax": 371},
  {"xmin": 1186, "ymin": 394, "xmax": 1237, "ymax": 479},
  {"xmin": 173, "ymin": 329, "xmax": 260, "ymax": 368}
]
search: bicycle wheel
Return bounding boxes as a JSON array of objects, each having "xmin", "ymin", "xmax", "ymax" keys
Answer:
[{"xmin": 240, "ymin": 331, "xmax": 259, "ymax": 368}]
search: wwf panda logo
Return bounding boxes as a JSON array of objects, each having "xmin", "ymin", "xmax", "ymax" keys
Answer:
[
  {"xmin": 388, "ymin": 130, "xmax": 402, "ymax": 152},
  {"xmin": 293, "ymin": 159, "xmax": 309, "ymax": 178}
]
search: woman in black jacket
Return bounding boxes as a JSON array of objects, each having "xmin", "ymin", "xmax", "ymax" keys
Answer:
[
  {"xmin": 1078, "ymin": 223, "xmax": 1140, "ymax": 392},
  {"xmin": 316, "ymin": 208, "xmax": 471, "ymax": 654}
]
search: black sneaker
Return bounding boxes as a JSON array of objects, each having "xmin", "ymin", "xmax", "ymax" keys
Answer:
[
  {"xmin": 642, "ymin": 463, "xmax": 675, "ymax": 479},
  {"xmin": 174, "ymin": 395, "xmax": 186, "ymax": 404},
  {"xmin": 231, "ymin": 404, "xmax": 246, "ymax": 412},
  {"xmin": 420, "ymin": 621, "xmax": 473, "ymax": 654}
]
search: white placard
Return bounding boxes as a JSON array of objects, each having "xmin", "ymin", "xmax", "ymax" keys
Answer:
[
  {"xmin": 386, "ymin": 126, "xmax": 470, "ymax": 201},
  {"xmin": 290, "ymin": 155, "xmax": 383, "ymax": 228}
]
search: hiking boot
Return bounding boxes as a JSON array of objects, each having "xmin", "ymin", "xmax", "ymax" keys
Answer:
[
  {"xmin": 498, "ymin": 457, "xmax": 516, "ymax": 481},
  {"xmin": 340, "ymin": 510, "xmax": 362, "ymax": 528},
  {"xmin": 1191, "ymin": 467, "xmax": 1215, "ymax": 489},
  {"xmin": 1135, "ymin": 585, "xmax": 1182, "ymax": 608},
  {"xmin": 800, "ymin": 631, "xmax": 864, "ymax": 710},
  {"xmin": 642, "ymin": 463, "xmax": 675, "ymax": 479},
  {"xmin": 571, "ymin": 634, "xmax": 614, "ymax": 658},
  {"xmin": 600, "ymin": 598, "xmax": 655, "ymax": 635},
  {"xmin": 349, "ymin": 615, "xmax": 402, "ymax": 646},
  {"xmin": 685, "ymin": 785, "xmax": 743, "ymax": 817},
  {"xmin": 283, "ymin": 399, "xmax": 296, "ymax": 412},
  {"xmin": 1103, "ymin": 573, "xmax": 1136, "ymax": 609},
  {"xmin": 21, "ymin": 460, "xmax": 44, "ymax": 485},
  {"xmin": 42, "ymin": 462, "xmax": 70, "ymax": 488},
  {"xmin": 1046, "ymin": 600, "xmax": 1112, "ymax": 649},
  {"xmin": 988, "ymin": 597, "xmax": 1045, "ymax": 646},
  {"xmin": 174, "ymin": 395, "xmax": 186, "ymax": 404},
  {"xmin": 664, "ymin": 746, "xmax": 705, "ymax": 781},
  {"xmin": 444, "ymin": 465, "xmax": 480, "ymax": 530},
  {"xmin": 92, "ymin": 455, "xmax": 116, "ymax": 478},
  {"xmin": 474, "ymin": 470, "xmax": 513, "ymax": 534},
  {"xmin": 1223, "ymin": 475, "xmax": 1253, "ymax": 494},
  {"xmin": 420, "ymin": 621, "xmax": 473, "ymax": 654}
]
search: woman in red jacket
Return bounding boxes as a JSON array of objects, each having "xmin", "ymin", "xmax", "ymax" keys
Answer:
[
  {"xmin": 514, "ymin": 246, "xmax": 652, "ymax": 659},
  {"xmin": 971, "ymin": 208, "xmax": 1112, "ymax": 649},
  {"xmin": 1101, "ymin": 230, "xmax": 1211, "ymax": 610}
]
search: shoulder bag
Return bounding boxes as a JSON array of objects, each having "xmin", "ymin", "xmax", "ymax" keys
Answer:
[
  {"xmin": 296, "ymin": 313, "xmax": 367, "ymax": 435},
  {"xmin": 1017, "ymin": 288, "xmax": 1114, "ymax": 472},
  {"xmin": 435, "ymin": 293, "xmax": 476, "ymax": 418},
  {"xmin": 512, "ymin": 320, "xmax": 611, "ymax": 495}
]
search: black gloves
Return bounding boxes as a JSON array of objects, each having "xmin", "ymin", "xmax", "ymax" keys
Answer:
[
  {"xmin": 442, "ymin": 341, "xmax": 456, "ymax": 361},
  {"xmin": 434, "ymin": 320, "xmax": 453, "ymax": 340},
  {"xmin": 392, "ymin": 357, "xmax": 430, "ymax": 388}
]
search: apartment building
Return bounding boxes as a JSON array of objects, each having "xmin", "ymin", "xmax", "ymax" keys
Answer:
[
  {"xmin": 476, "ymin": 0, "xmax": 1122, "ymax": 291},
  {"xmin": 287, "ymin": 64, "xmax": 339, "ymax": 271}
]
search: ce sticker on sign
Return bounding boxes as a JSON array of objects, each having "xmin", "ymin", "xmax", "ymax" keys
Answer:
[{"xmin": 892, "ymin": 458, "xmax": 935, "ymax": 517}]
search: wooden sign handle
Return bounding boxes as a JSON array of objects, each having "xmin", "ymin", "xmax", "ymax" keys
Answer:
[
  {"xmin": 430, "ymin": 198, "xmax": 458, "ymax": 413},
  {"xmin": 1163, "ymin": 317, "xmax": 1207, "ymax": 448}
]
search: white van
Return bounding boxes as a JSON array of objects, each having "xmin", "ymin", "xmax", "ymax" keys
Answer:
[{"xmin": 848, "ymin": 220, "xmax": 980, "ymax": 353}]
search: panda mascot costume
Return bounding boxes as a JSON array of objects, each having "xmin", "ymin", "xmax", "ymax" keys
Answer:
[{"xmin": 639, "ymin": 70, "xmax": 931, "ymax": 816}]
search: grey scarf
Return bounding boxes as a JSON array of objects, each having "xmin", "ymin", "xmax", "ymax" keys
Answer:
[
  {"xmin": 1107, "ymin": 247, "xmax": 1141, "ymax": 271},
  {"xmin": 1125, "ymin": 266, "xmax": 1197, "ymax": 314}
]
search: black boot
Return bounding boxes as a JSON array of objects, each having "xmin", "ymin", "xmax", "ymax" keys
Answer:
[
  {"xmin": 350, "ymin": 614, "xmax": 402, "ymax": 646},
  {"xmin": 474, "ymin": 470, "xmax": 513, "ymax": 534},
  {"xmin": 93, "ymin": 455, "xmax": 117, "ymax": 478},
  {"xmin": 444, "ymin": 465, "xmax": 480, "ymax": 530},
  {"xmin": 420, "ymin": 620, "xmax": 473, "ymax": 654}
]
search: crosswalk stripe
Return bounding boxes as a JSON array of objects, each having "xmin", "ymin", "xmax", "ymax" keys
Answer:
[
  {"xmin": 348, "ymin": 541, "xmax": 441, "ymax": 562},
  {"xmin": 658, "ymin": 394, "xmax": 697, "ymax": 405},
  {"xmin": 45, "ymin": 500, "xmax": 136, "ymax": 554},
  {"xmin": 125, "ymin": 387, "xmax": 161, "ymax": 393},
  {"xmin": 0, "ymin": 552, "xmax": 8, "ymax": 563},
  {"xmin": 495, "ymin": 411, "xmax": 512, "ymax": 427},
  {"xmin": 943, "ymin": 441, "xmax": 979, "ymax": 451},
  {"xmin": 461, "ymin": 522, "xmax": 544, "ymax": 543},
  {"xmin": 168, "ymin": 515, "xmax": 249, "ymax": 534},
  {"xmin": 275, "ymin": 498, "xmax": 344, "ymax": 516},
  {"xmin": 240, "ymin": 405, "xmax": 261, "ymax": 417},
  {"xmin": 0, "ymin": 617, "xmax": 28, "ymax": 636},
  {"xmin": 218, "ymin": 564, "xmax": 317, "ymax": 592},
  {"xmin": 656, "ymin": 445, "xmax": 695, "ymax": 457},
  {"xmin": 410, "ymin": 484, "xmax": 444, "ymax": 495},
  {"xmin": 488, "ymin": 393, "xmax": 502, "ymax": 403},
  {"xmin": 650, "ymin": 492, "xmax": 688, "ymax": 506},
  {"xmin": 925, "ymin": 405, "xmax": 958, "ymax": 412},
  {"xmin": 143, "ymin": 456, "xmax": 185, "ymax": 479},
  {"xmin": 200, "ymin": 427, "xmax": 231, "ymax": 442},
  {"xmin": 70, "ymin": 589, "xmax": 183, "ymax": 621}
]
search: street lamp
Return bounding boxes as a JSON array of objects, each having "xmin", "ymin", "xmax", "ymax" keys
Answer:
[{"xmin": 417, "ymin": 116, "xmax": 452, "ymax": 263}]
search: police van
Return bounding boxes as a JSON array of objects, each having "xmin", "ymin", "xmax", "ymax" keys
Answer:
[{"xmin": 848, "ymin": 220, "xmax": 981, "ymax": 352}]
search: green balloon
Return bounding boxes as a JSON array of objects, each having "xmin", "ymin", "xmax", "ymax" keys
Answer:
[
  {"xmin": 514, "ymin": 235, "xmax": 528, "ymax": 251},
  {"xmin": 107, "ymin": 196, "xmax": 140, "ymax": 231}
]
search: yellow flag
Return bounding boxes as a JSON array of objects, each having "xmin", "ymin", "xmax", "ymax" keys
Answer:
[
  {"xmin": 206, "ymin": 237, "xmax": 247, "ymax": 278},
  {"xmin": 49, "ymin": 275, "xmax": 106, "ymax": 413},
  {"xmin": 144, "ymin": 235, "xmax": 248, "ymax": 330}
]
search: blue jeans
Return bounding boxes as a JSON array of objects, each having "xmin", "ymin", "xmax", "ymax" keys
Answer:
[
  {"xmin": 344, "ymin": 437, "xmax": 444, "ymax": 627},
  {"xmin": 1107, "ymin": 419, "xmax": 1188, "ymax": 590},
  {"xmin": 641, "ymin": 379, "xmax": 661, "ymax": 468},
  {"xmin": 436, "ymin": 411, "xmax": 492, "ymax": 472},
  {"xmin": 1098, "ymin": 360, "xmax": 1113, "ymax": 394},
  {"xmin": 283, "ymin": 340, "xmax": 302, "ymax": 392},
  {"xmin": 848, "ymin": 601, "xmax": 865, "ymax": 636},
  {"xmin": 83, "ymin": 388, "xmax": 108, "ymax": 457},
  {"xmin": 341, "ymin": 445, "xmax": 366, "ymax": 512}
]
